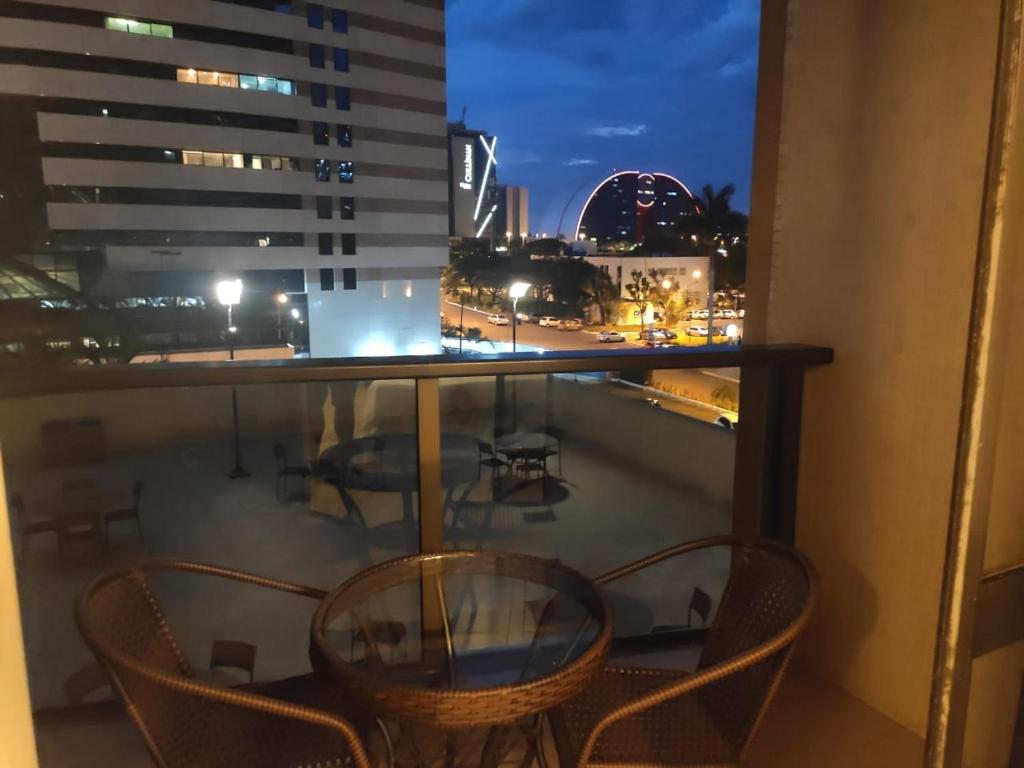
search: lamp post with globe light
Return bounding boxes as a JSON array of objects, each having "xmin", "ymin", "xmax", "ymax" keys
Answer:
[
  {"xmin": 509, "ymin": 281, "xmax": 531, "ymax": 352},
  {"xmin": 275, "ymin": 292, "xmax": 289, "ymax": 342},
  {"xmin": 216, "ymin": 279, "xmax": 249, "ymax": 479}
]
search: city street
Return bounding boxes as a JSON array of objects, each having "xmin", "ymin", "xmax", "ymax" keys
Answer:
[{"xmin": 442, "ymin": 301, "xmax": 741, "ymax": 422}]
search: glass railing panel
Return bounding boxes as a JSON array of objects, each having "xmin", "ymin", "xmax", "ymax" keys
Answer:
[
  {"xmin": 0, "ymin": 377, "xmax": 416, "ymax": 714},
  {"xmin": 436, "ymin": 367, "xmax": 737, "ymax": 641}
]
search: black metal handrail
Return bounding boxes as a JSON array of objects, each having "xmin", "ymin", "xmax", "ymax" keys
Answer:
[{"xmin": 0, "ymin": 344, "xmax": 832, "ymax": 397}]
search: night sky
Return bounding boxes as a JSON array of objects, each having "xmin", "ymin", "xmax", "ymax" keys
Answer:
[{"xmin": 446, "ymin": 0, "xmax": 762, "ymax": 236}]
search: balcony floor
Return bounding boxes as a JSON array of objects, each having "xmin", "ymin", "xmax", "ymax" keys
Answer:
[{"xmin": 33, "ymin": 669, "xmax": 924, "ymax": 767}]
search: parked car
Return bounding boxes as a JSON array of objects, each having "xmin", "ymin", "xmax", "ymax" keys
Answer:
[
  {"xmin": 558, "ymin": 318, "xmax": 583, "ymax": 331},
  {"xmin": 691, "ymin": 309, "xmax": 710, "ymax": 320},
  {"xmin": 737, "ymin": 308, "xmax": 746, "ymax": 319},
  {"xmin": 655, "ymin": 328, "xmax": 678, "ymax": 340},
  {"xmin": 597, "ymin": 330, "xmax": 626, "ymax": 343},
  {"xmin": 712, "ymin": 309, "xmax": 725, "ymax": 319},
  {"xmin": 721, "ymin": 309, "xmax": 738, "ymax": 319},
  {"xmin": 486, "ymin": 314, "xmax": 509, "ymax": 326},
  {"xmin": 689, "ymin": 325, "xmax": 728, "ymax": 337},
  {"xmin": 538, "ymin": 316, "xmax": 559, "ymax": 327},
  {"xmin": 515, "ymin": 311, "xmax": 530, "ymax": 323},
  {"xmin": 638, "ymin": 328, "xmax": 668, "ymax": 341}
]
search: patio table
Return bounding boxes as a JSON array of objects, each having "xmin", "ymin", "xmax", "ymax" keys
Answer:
[
  {"xmin": 495, "ymin": 432, "xmax": 560, "ymax": 477},
  {"xmin": 311, "ymin": 550, "xmax": 612, "ymax": 766},
  {"xmin": 318, "ymin": 433, "xmax": 482, "ymax": 543}
]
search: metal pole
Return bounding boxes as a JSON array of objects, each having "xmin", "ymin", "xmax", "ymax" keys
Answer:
[
  {"xmin": 459, "ymin": 298, "xmax": 465, "ymax": 355},
  {"xmin": 926, "ymin": 0, "xmax": 1022, "ymax": 764},
  {"xmin": 512, "ymin": 297, "xmax": 518, "ymax": 352},
  {"xmin": 705, "ymin": 249, "xmax": 716, "ymax": 346},
  {"xmin": 227, "ymin": 304, "xmax": 249, "ymax": 479}
]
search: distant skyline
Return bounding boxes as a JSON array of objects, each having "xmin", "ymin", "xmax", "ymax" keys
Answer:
[{"xmin": 446, "ymin": 0, "xmax": 762, "ymax": 235}]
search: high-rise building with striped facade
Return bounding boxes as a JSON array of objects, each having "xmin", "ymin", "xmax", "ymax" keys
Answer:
[{"xmin": 0, "ymin": 0, "xmax": 447, "ymax": 357}]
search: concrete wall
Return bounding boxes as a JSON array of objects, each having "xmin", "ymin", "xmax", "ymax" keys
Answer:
[
  {"xmin": 760, "ymin": 0, "xmax": 1001, "ymax": 739},
  {"xmin": 307, "ymin": 274, "xmax": 441, "ymax": 357}
]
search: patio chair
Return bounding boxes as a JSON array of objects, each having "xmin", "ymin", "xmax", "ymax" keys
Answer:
[
  {"xmin": 75, "ymin": 559, "xmax": 371, "ymax": 768},
  {"xmin": 209, "ymin": 640, "xmax": 257, "ymax": 684},
  {"xmin": 544, "ymin": 425, "xmax": 565, "ymax": 476},
  {"xmin": 59, "ymin": 478, "xmax": 106, "ymax": 554},
  {"xmin": 11, "ymin": 492, "xmax": 59, "ymax": 552},
  {"xmin": 104, "ymin": 481, "xmax": 144, "ymax": 540},
  {"xmin": 547, "ymin": 536, "xmax": 817, "ymax": 768},
  {"xmin": 63, "ymin": 663, "xmax": 114, "ymax": 706},
  {"xmin": 273, "ymin": 443, "xmax": 312, "ymax": 501}
]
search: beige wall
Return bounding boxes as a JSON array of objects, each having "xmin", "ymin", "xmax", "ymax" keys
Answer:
[
  {"xmin": 760, "ymin": 0, "xmax": 1001, "ymax": 737},
  {"xmin": 0, "ymin": 454, "xmax": 38, "ymax": 767}
]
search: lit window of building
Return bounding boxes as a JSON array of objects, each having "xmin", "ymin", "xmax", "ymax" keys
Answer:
[
  {"xmin": 177, "ymin": 69, "xmax": 292, "ymax": 94},
  {"xmin": 105, "ymin": 17, "xmax": 173, "ymax": 38},
  {"xmin": 337, "ymin": 161, "xmax": 354, "ymax": 183},
  {"xmin": 182, "ymin": 151, "xmax": 293, "ymax": 171}
]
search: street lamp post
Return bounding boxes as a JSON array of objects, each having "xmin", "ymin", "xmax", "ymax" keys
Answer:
[
  {"xmin": 275, "ymin": 292, "xmax": 289, "ymax": 342},
  {"xmin": 509, "ymin": 281, "xmax": 531, "ymax": 352},
  {"xmin": 216, "ymin": 279, "xmax": 249, "ymax": 479},
  {"xmin": 705, "ymin": 250, "xmax": 717, "ymax": 347}
]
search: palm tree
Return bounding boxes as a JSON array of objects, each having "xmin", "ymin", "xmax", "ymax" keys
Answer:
[{"xmin": 680, "ymin": 184, "xmax": 749, "ymax": 344}]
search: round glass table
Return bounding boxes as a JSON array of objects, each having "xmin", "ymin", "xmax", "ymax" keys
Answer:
[{"xmin": 310, "ymin": 550, "xmax": 612, "ymax": 730}]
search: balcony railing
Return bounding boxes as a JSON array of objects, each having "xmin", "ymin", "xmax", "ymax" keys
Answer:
[{"xmin": 0, "ymin": 344, "xmax": 830, "ymax": 762}]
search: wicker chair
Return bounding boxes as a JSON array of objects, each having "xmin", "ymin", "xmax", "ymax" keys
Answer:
[
  {"xmin": 76, "ymin": 559, "xmax": 371, "ymax": 768},
  {"xmin": 548, "ymin": 536, "xmax": 817, "ymax": 767}
]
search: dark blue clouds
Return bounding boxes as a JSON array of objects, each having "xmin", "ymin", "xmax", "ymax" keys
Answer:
[{"xmin": 446, "ymin": 0, "xmax": 761, "ymax": 234}]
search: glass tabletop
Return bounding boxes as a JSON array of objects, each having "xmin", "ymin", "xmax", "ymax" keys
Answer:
[{"xmin": 311, "ymin": 551, "xmax": 612, "ymax": 728}]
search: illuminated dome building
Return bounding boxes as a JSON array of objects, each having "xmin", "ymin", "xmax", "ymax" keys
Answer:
[{"xmin": 575, "ymin": 171, "xmax": 700, "ymax": 246}]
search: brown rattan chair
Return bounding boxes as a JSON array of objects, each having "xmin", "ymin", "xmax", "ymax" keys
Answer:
[
  {"xmin": 547, "ymin": 536, "xmax": 817, "ymax": 767},
  {"xmin": 76, "ymin": 559, "xmax": 371, "ymax": 768}
]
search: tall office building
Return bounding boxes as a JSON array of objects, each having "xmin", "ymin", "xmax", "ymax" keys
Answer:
[
  {"xmin": 0, "ymin": 0, "xmax": 448, "ymax": 358},
  {"xmin": 496, "ymin": 185, "xmax": 528, "ymax": 241},
  {"xmin": 447, "ymin": 121, "xmax": 498, "ymax": 241}
]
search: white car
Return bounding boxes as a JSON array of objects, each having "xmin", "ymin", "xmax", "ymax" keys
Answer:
[
  {"xmin": 721, "ymin": 309, "xmax": 737, "ymax": 319},
  {"xmin": 558, "ymin": 318, "xmax": 583, "ymax": 331},
  {"xmin": 737, "ymin": 308, "xmax": 746, "ymax": 319},
  {"xmin": 691, "ymin": 309, "xmax": 710, "ymax": 320},
  {"xmin": 538, "ymin": 316, "xmax": 559, "ymax": 327},
  {"xmin": 597, "ymin": 330, "xmax": 626, "ymax": 343},
  {"xmin": 486, "ymin": 314, "xmax": 509, "ymax": 326},
  {"xmin": 687, "ymin": 325, "xmax": 710, "ymax": 337}
]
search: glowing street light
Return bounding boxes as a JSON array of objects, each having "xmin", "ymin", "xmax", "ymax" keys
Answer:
[
  {"xmin": 276, "ymin": 292, "xmax": 289, "ymax": 304},
  {"xmin": 291, "ymin": 308, "xmax": 301, "ymax": 320},
  {"xmin": 509, "ymin": 281, "xmax": 531, "ymax": 352}
]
